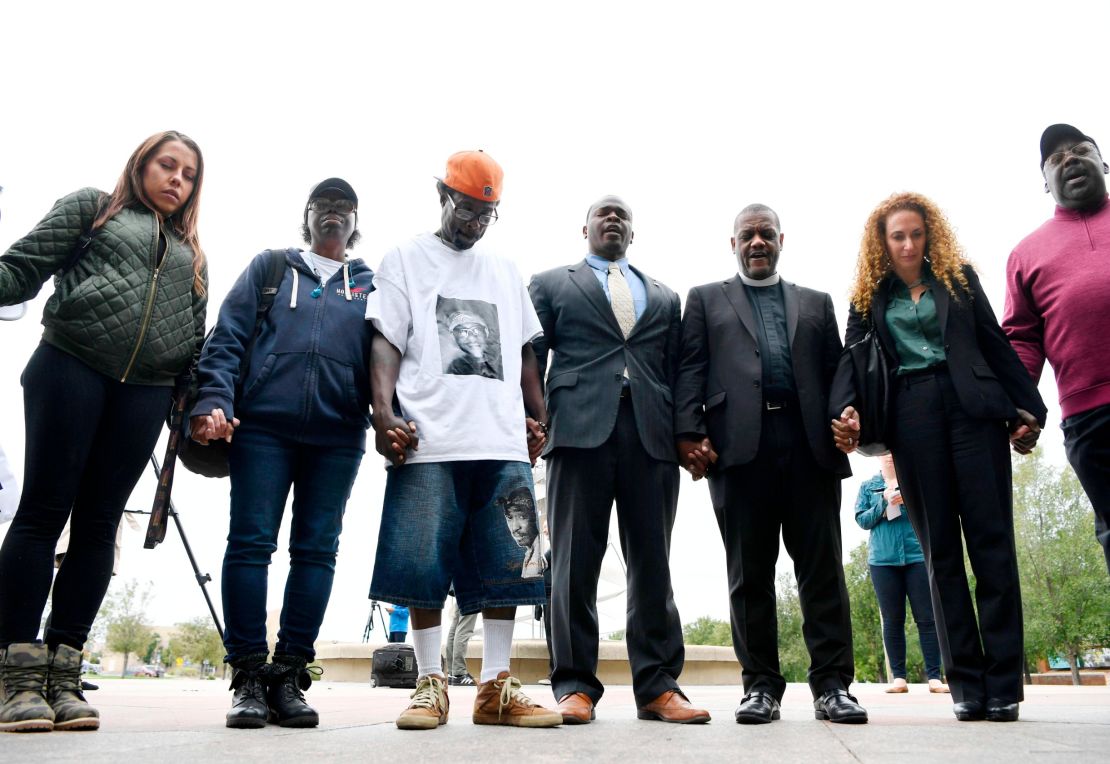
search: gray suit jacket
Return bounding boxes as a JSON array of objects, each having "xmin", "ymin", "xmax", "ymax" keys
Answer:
[
  {"xmin": 529, "ymin": 259, "xmax": 681, "ymax": 462},
  {"xmin": 674, "ymin": 276, "xmax": 850, "ymax": 477}
]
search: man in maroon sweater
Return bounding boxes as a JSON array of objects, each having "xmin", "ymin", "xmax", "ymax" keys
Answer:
[{"xmin": 1004, "ymin": 123, "xmax": 1110, "ymax": 574}]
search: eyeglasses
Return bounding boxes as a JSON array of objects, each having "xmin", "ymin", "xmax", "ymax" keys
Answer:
[
  {"xmin": 1045, "ymin": 141, "xmax": 1099, "ymax": 167},
  {"xmin": 308, "ymin": 199, "xmax": 357, "ymax": 214},
  {"xmin": 451, "ymin": 324, "xmax": 488, "ymax": 338},
  {"xmin": 445, "ymin": 194, "xmax": 498, "ymax": 226}
]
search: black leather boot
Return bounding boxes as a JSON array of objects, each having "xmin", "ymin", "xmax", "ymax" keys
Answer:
[
  {"xmin": 225, "ymin": 654, "xmax": 269, "ymax": 729},
  {"xmin": 265, "ymin": 654, "xmax": 319, "ymax": 728}
]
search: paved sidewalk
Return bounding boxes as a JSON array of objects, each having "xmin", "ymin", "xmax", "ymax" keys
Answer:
[{"xmin": 2, "ymin": 679, "xmax": 1107, "ymax": 762}]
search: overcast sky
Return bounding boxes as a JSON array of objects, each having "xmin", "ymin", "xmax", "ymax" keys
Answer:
[{"xmin": 1, "ymin": 2, "xmax": 1101, "ymax": 644}]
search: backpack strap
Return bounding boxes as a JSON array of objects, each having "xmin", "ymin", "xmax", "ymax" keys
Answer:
[
  {"xmin": 256, "ymin": 248, "xmax": 288, "ymax": 323},
  {"xmin": 233, "ymin": 249, "xmax": 289, "ymax": 397},
  {"xmin": 57, "ymin": 197, "xmax": 105, "ymax": 276}
]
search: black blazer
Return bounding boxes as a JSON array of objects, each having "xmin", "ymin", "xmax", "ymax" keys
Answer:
[
  {"xmin": 829, "ymin": 265, "xmax": 1047, "ymax": 426},
  {"xmin": 529, "ymin": 259, "xmax": 682, "ymax": 463},
  {"xmin": 674, "ymin": 276, "xmax": 850, "ymax": 476}
]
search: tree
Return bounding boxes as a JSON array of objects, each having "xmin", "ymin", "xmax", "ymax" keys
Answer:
[
  {"xmin": 682, "ymin": 616, "xmax": 732, "ymax": 646},
  {"xmin": 776, "ymin": 572, "xmax": 810, "ymax": 683},
  {"xmin": 168, "ymin": 617, "xmax": 224, "ymax": 669},
  {"xmin": 843, "ymin": 542, "xmax": 886, "ymax": 683},
  {"xmin": 1013, "ymin": 452, "xmax": 1110, "ymax": 685},
  {"xmin": 142, "ymin": 632, "xmax": 163, "ymax": 664},
  {"xmin": 102, "ymin": 579, "xmax": 154, "ymax": 678}
]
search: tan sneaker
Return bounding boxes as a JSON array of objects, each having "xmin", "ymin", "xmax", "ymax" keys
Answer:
[
  {"xmin": 472, "ymin": 672, "xmax": 562, "ymax": 727},
  {"xmin": 396, "ymin": 674, "xmax": 449, "ymax": 730}
]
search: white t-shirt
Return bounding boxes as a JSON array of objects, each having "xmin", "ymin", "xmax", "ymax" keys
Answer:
[
  {"xmin": 301, "ymin": 250, "xmax": 345, "ymax": 282},
  {"xmin": 365, "ymin": 232, "xmax": 542, "ymax": 463}
]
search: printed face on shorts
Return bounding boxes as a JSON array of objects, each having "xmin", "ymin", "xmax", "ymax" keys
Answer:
[{"xmin": 499, "ymin": 487, "xmax": 538, "ymax": 549}]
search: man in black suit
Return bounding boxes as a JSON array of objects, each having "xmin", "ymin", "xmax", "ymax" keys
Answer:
[
  {"xmin": 674, "ymin": 204, "xmax": 866, "ymax": 725},
  {"xmin": 529, "ymin": 196, "xmax": 709, "ymax": 725}
]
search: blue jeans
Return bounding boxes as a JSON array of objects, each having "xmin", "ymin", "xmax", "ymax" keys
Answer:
[
  {"xmin": 222, "ymin": 428, "xmax": 363, "ymax": 662},
  {"xmin": 870, "ymin": 562, "xmax": 943, "ymax": 680}
]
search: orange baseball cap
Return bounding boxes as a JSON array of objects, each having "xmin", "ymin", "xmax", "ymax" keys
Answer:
[{"xmin": 440, "ymin": 150, "xmax": 503, "ymax": 202}]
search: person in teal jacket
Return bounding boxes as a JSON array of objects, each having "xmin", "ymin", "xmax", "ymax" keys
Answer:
[{"xmin": 855, "ymin": 454, "xmax": 947, "ymax": 694}]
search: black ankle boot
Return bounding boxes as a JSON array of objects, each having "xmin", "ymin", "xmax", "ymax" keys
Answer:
[
  {"xmin": 225, "ymin": 654, "xmax": 269, "ymax": 729},
  {"xmin": 265, "ymin": 654, "xmax": 319, "ymax": 728}
]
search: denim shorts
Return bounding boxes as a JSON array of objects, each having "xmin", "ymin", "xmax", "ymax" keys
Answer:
[{"xmin": 369, "ymin": 460, "xmax": 545, "ymax": 614}]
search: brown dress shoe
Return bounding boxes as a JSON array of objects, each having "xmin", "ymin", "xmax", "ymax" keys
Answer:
[
  {"xmin": 637, "ymin": 689, "xmax": 711, "ymax": 724},
  {"xmin": 557, "ymin": 692, "xmax": 595, "ymax": 725}
]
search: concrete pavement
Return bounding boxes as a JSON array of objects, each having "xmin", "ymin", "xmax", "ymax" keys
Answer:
[{"xmin": 2, "ymin": 679, "xmax": 1107, "ymax": 762}]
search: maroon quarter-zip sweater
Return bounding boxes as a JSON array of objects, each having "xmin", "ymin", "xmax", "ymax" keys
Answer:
[{"xmin": 1004, "ymin": 195, "xmax": 1110, "ymax": 419}]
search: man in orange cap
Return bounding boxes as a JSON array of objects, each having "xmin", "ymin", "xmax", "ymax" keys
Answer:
[{"xmin": 365, "ymin": 150, "xmax": 561, "ymax": 731}]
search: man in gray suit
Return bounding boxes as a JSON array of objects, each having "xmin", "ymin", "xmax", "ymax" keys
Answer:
[
  {"xmin": 674, "ymin": 204, "xmax": 865, "ymax": 725},
  {"xmin": 529, "ymin": 196, "xmax": 709, "ymax": 725}
]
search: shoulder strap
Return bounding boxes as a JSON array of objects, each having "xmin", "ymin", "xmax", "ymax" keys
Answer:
[
  {"xmin": 234, "ymin": 249, "xmax": 288, "ymax": 398},
  {"xmin": 57, "ymin": 198, "xmax": 104, "ymax": 276},
  {"xmin": 247, "ymin": 248, "xmax": 288, "ymax": 345}
]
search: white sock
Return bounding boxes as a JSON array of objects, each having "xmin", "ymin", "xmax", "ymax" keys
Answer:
[
  {"xmin": 411, "ymin": 625, "xmax": 444, "ymax": 679},
  {"xmin": 480, "ymin": 618, "xmax": 515, "ymax": 682}
]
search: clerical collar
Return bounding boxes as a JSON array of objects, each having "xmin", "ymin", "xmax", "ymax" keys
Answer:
[{"xmin": 738, "ymin": 272, "xmax": 781, "ymax": 287}]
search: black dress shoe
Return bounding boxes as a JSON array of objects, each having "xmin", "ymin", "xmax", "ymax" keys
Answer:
[
  {"xmin": 813, "ymin": 689, "xmax": 868, "ymax": 724},
  {"xmin": 735, "ymin": 691, "xmax": 781, "ymax": 724},
  {"xmin": 953, "ymin": 699, "xmax": 985, "ymax": 721},
  {"xmin": 986, "ymin": 699, "xmax": 1019, "ymax": 722}
]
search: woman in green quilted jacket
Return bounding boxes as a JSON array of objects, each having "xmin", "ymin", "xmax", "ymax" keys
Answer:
[{"xmin": 0, "ymin": 130, "xmax": 208, "ymax": 733}]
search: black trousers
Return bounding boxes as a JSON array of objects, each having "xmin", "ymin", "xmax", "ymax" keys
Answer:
[
  {"xmin": 0, "ymin": 343, "xmax": 168, "ymax": 650},
  {"xmin": 890, "ymin": 368, "xmax": 1024, "ymax": 704},
  {"xmin": 1062, "ymin": 403, "xmax": 1110, "ymax": 575},
  {"xmin": 547, "ymin": 396, "xmax": 683, "ymax": 707},
  {"xmin": 707, "ymin": 404, "xmax": 853, "ymax": 701}
]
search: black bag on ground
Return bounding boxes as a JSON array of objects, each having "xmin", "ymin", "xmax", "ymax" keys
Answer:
[
  {"xmin": 177, "ymin": 249, "xmax": 288, "ymax": 478},
  {"xmin": 846, "ymin": 326, "xmax": 891, "ymax": 457},
  {"xmin": 371, "ymin": 644, "xmax": 417, "ymax": 689}
]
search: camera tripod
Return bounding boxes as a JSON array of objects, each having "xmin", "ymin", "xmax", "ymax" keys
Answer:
[
  {"xmin": 120, "ymin": 453, "xmax": 224, "ymax": 639},
  {"xmin": 362, "ymin": 600, "xmax": 389, "ymax": 642}
]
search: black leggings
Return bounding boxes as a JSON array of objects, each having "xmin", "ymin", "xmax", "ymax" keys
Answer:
[{"xmin": 0, "ymin": 343, "xmax": 169, "ymax": 650}]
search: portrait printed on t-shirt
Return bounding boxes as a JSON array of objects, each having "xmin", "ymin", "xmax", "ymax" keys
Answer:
[
  {"xmin": 496, "ymin": 486, "xmax": 546, "ymax": 579},
  {"xmin": 436, "ymin": 296, "xmax": 504, "ymax": 381}
]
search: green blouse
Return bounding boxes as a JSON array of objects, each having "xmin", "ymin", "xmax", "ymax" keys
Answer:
[{"xmin": 884, "ymin": 276, "xmax": 946, "ymax": 375}]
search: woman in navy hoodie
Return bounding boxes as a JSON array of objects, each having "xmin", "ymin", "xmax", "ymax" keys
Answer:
[{"xmin": 190, "ymin": 178, "xmax": 373, "ymax": 730}]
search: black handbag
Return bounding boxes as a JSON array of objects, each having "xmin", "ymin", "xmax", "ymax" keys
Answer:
[{"xmin": 846, "ymin": 326, "xmax": 890, "ymax": 457}]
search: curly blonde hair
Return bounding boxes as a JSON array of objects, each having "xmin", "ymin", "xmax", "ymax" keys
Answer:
[{"xmin": 849, "ymin": 192, "xmax": 969, "ymax": 317}]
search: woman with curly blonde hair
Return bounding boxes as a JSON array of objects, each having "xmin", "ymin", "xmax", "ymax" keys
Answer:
[{"xmin": 829, "ymin": 192, "xmax": 1046, "ymax": 723}]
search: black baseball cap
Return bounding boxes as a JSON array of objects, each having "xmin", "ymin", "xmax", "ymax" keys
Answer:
[
  {"xmin": 304, "ymin": 178, "xmax": 357, "ymax": 222},
  {"xmin": 1040, "ymin": 124, "xmax": 1099, "ymax": 167}
]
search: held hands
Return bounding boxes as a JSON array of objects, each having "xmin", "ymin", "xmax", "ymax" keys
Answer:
[
  {"xmin": 676, "ymin": 437, "xmax": 718, "ymax": 481},
  {"xmin": 372, "ymin": 411, "xmax": 418, "ymax": 467},
  {"xmin": 189, "ymin": 408, "xmax": 240, "ymax": 445},
  {"xmin": 1009, "ymin": 408, "xmax": 1041, "ymax": 455},
  {"xmin": 525, "ymin": 418, "xmax": 547, "ymax": 467},
  {"xmin": 831, "ymin": 406, "xmax": 861, "ymax": 454}
]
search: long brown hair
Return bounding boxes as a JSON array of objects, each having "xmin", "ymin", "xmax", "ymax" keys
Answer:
[
  {"xmin": 848, "ymin": 192, "xmax": 969, "ymax": 317},
  {"xmin": 93, "ymin": 131, "xmax": 207, "ymax": 296}
]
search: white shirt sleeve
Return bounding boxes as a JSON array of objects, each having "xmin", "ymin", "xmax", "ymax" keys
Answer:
[
  {"xmin": 518, "ymin": 273, "xmax": 543, "ymax": 345},
  {"xmin": 365, "ymin": 251, "xmax": 412, "ymax": 354}
]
